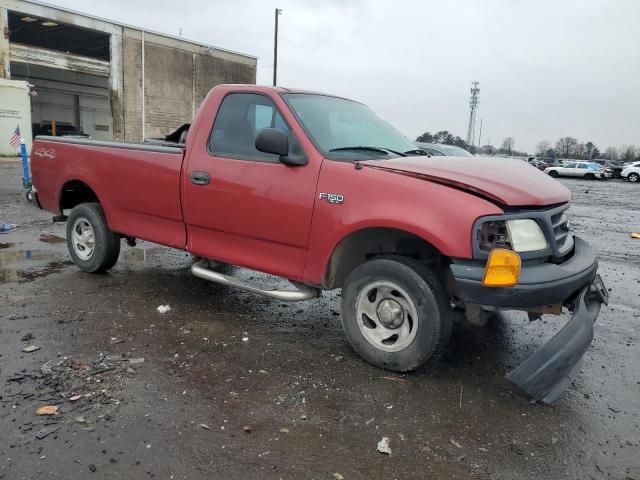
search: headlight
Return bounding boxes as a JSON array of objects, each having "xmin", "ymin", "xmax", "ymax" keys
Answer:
[
  {"xmin": 477, "ymin": 219, "xmax": 548, "ymax": 253},
  {"xmin": 506, "ymin": 219, "xmax": 548, "ymax": 252}
]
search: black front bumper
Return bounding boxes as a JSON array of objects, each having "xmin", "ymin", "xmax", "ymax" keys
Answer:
[
  {"xmin": 449, "ymin": 236, "xmax": 608, "ymax": 403},
  {"xmin": 450, "ymin": 236, "xmax": 597, "ymax": 309}
]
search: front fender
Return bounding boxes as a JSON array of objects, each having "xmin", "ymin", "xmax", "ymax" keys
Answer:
[{"xmin": 302, "ymin": 161, "xmax": 503, "ymax": 285}]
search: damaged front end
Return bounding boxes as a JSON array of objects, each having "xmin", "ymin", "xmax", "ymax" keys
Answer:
[
  {"xmin": 507, "ymin": 275, "xmax": 608, "ymax": 404},
  {"xmin": 449, "ymin": 222, "xmax": 608, "ymax": 403}
]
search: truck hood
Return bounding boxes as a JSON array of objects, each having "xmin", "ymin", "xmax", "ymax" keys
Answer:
[{"xmin": 362, "ymin": 156, "xmax": 572, "ymax": 207}]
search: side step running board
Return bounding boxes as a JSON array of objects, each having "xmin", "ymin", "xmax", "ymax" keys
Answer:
[{"xmin": 191, "ymin": 260, "xmax": 321, "ymax": 302}]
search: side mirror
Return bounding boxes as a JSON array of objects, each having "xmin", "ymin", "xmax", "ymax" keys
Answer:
[
  {"xmin": 255, "ymin": 128, "xmax": 289, "ymax": 157},
  {"xmin": 255, "ymin": 128, "xmax": 308, "ymax": 166}
]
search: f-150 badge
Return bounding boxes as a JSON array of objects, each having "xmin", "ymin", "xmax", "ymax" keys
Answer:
[{"xmin": 319, "ymin": 193, "xmax": 344, "ymax": 205}]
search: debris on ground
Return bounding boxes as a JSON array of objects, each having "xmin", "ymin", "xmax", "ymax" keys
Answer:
[
  {"xmin": 20, "ymin": 332, "xmax": 34, "ymax": 342},
  {"xmin": 450, "ymin": 438, "xmax": 463, "ymax": 449},
  {"xmin": 199, "ymin": 424, "xmax": 211, "ymax": 430},
  {"xmin": 377, "ymin": 436, "xmax": 392, "ymax": 455},
  {"xmin": 333, "ymin": 474, "xmax": 345, "ymax": 480},
  {"xmin": 242, "ymin": 337, "xmax": 249, "ymax": 342},
  {"xmin": 22, "ymin": 345, "xmax": 41, "ymax": 353},
  {"xmin": 0, "ymin": 223, "xmax": 18, "ymax": 234},
  {"xmin": 39, "ymin": 233, "xmax": 66, "ymax": 244},
  {"xmin": 35, "ymin": 425, "xmax": 61, "ymax": 440},
  {"xmin": 35, "ymin": 405, "xmax": 60, "ymax": 415},
  {"xmin": 129, "ymin": 357, "xmax": 145, "ymax": 364},
  {"xmin": 3, "ymin": 353, "xmax": 132, "ymax": 438},
  {"xmin": 157, "ymin": 305, "xmax": 171, "ymax": 313},
  {"xmin": 631, "ymin": 233, "xmax": 640, "ymax": 239}
]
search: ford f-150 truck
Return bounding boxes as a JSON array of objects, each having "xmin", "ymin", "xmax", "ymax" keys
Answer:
[{"xmin": 28, "ymin": 84, "xmax": 608, "ymax": 403}]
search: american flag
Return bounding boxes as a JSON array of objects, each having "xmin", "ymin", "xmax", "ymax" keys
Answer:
[{"xmin": 9, "ymin": 125, "xmax": 22, "ymax": 148}]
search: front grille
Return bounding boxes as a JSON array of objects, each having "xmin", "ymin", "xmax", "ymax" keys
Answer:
[{"xmin": 550, "ymin": 209, "xmax": 573, "ymax": 255}]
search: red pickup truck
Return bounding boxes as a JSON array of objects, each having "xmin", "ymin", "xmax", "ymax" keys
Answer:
[{"xmin": 29, "ymin": 84, "xmax": 607, "ymax": 403}]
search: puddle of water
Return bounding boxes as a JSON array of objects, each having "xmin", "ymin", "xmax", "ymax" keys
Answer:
[
  {"xmin": 0, "ymin": 261, "xmax": 71, "ymax": 284},
  {"xmin": 0, "ymin": 247, "xmax": 61, "ymax": 285}
]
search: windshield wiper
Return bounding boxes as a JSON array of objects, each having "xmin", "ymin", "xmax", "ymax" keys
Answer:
[{"xmin": 329, "ymin": 146, "xmax": 407, "ymax": 157}]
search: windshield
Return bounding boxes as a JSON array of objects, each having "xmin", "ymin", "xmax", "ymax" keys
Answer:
[{"xmin": 283, "ymin": 94, "xmax": 416, "ymax": 160}]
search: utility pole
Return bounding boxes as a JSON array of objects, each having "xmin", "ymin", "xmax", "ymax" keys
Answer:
[
  {"xmin": 466, "ymin": 81, "xmax": 480, "ymax": 147},
  {"xmin": 273, "ymin": 8, "xmax": 282, "ymax": 86},
  {"xmin": 477, "ymin": 117, "xmax": 483, "ymax": 148}
]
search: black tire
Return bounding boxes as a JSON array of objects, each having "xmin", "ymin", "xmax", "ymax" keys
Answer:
[
  {"xmin": 629, "ymin": 172, "xmax": 640, "ymax": 183},
  {"xmin": 340, "ymin": 257, "xmax": 453, "ymax": 372},
  {"xmin": 585, "ymin": 173, "xmax": 596, "ymax": 180},
  {"xmin": 66, "ymin": 203, "xmax": 120, "ymax": 273},
  {"xmin": 548, "ymin": 170, "xmax": 559, "ymax": 178}
]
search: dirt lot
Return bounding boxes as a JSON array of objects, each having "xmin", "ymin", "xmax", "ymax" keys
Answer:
[{"xmin": 1, "ymin": 160, "xmax": 639, "ymax": 479}]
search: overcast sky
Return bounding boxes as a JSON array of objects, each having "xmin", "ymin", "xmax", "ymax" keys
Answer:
[{"xmin": 47, "ymin": 0, "xmax": 640, "ymax": 153}]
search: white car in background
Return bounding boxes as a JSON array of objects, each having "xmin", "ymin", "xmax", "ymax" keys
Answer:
[
  {"xmin": 544, "ymin": 161, "xmax": 611, "ymax": 180},
  {"xmin": 621, "ymin": 161, "xmax": 640, "ymax": 183}
]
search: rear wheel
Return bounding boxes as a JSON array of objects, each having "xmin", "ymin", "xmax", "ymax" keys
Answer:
[
  {"xmin": 548, "ymin": 170, "xmax": 559, "ymax": 178},
  {"xmin": 66, "ymin": 203, "xmax": 120, "ymax": 273},
  {"xmin": 340, "ymin": 257, "xmax": 453, "ymax": 372},
  {"xmin": 629, "ymin": 172, "xmax": 640, "ymax": 183}
]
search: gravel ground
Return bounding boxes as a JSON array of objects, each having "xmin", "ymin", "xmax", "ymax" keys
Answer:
[{"xmin": 1, "ymin": 160, "xmax": 639, "ymax": 479}]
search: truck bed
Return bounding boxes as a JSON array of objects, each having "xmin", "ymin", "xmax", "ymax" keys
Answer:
[{"xmin": 31, "ymin": 135, "xmax": 187, "ymax": 249}]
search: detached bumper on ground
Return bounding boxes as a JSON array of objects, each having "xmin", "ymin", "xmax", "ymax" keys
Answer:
[{"xmin": 449, "ymin": 236, "xmax": 608, "ymax": 403}]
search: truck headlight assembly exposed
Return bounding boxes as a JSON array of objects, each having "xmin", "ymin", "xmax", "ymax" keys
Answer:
[
  {"xmin": 478, "ymin": 219, "xmax": 548, "ymax": 253},
  {"xmin": 506, "ymin": 219, "xmax": 548, "ymax": 253}
]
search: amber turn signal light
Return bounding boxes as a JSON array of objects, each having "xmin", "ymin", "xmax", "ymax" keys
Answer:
[{"xmin": 482, "ymin": 248, "xmax": 521, "ymax": 287}]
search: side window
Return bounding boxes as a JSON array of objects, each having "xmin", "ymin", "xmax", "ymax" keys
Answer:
[
  {"xmin": 577, "ymin": 163, "xmax": 587, "ymax": 169},
  {"xmin": 209, "ymin": 93, "xmax": 303, "ymax": 162},
  {"xmin": 564, "ymin": 162, "xmax": 577, "ymax": 168}
]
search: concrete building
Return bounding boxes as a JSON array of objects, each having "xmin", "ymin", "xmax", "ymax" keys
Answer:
[{"xmin": 0, "ymin": 0, "xmax": 257, "ymax": 149}]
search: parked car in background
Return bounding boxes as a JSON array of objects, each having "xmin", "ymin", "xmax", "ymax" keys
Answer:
[
  {"xmin": 528, "ymin": 158, "xmax": 551, "ymax": 170},
  {"xmin": 621, "ymin": 161, "xmax": 640, "ymax": 183},
  {"xmin": 414, "ymin": 142, "xmax": 473, "ymax": 156},
  {"xmin": 591, "ymin": 159, "xmax": 625, "ymax": 179},
  {"xmin": 544, "ymin": 161, "xmax": 611, "ymax": 180}
]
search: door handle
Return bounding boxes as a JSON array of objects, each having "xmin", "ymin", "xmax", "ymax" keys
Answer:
[{"xmin": 190, "ymin": 171, "xmax": 211, "ymax": 185}]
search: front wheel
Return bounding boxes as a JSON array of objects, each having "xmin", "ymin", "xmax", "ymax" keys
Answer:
[
  {"xmin": 340, "ymin": 257, "xmax": 453, "ymax": 372},
  {"xmin": 66, "ymin": 203, "xmax": 121, "ymax": 273},
  {"xmin": 629, "ymin": 172, "xmax": 640, "ymax": 183},
  {"xmin": 585, "ymin": 173, "xmax": 596, "ymax": 180}
]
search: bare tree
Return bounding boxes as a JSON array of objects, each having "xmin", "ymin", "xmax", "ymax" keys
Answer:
[
  {"xmin": 501, "ymin": 137, "xmax": 515, "ymax": 155},
  {"xmin": 555, "ymin": 137, "xmax": 578, "ymax": 159},
  {"xmin": 536, "ymin": 140, "xmax": 551, "ymax": 157},
  {"xmin": 604, "ymin": 146, "xmax": 618, "ymax": 160},
  {"xmin": 574, "ymin": 143, "xmax": 586, "ymax": 159},
  {"xmin": 584, "ymin": 141, "xmax": 596, "ymax": 159},
  {"xmin": 619, "ymin": 145, "xmax": 637, "ymax": 163}
]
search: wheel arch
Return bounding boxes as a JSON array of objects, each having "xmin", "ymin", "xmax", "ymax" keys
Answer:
[
  {"xmin": 321, "ymin": 227, "xmax": 448, "ymax": 289},
  {"xmin": 59, "ymin": 179, "xmax": 101, "ymax": 212}
]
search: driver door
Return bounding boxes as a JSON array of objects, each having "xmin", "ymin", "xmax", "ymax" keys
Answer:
[{"xmin": 182, "ymin": 92, "xmax": 320, "ymax": 281}]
